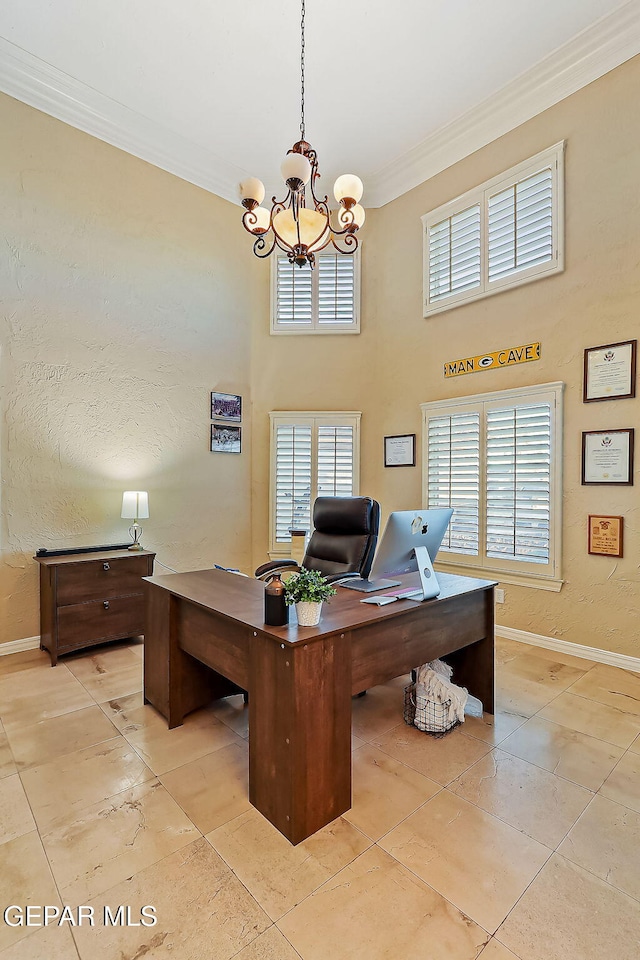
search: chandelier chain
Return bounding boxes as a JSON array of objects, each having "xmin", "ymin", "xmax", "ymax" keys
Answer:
[{"xmin": 300, "ymin": 0, "xmax": 305, "ymax": 140}]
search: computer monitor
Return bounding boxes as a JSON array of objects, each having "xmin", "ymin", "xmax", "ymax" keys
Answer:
[
  {"xmin": 369, "ymin": 508, "xmax": 453, "ymax": 579},
  {"xmin": 340, "ymin": 507, "xmax": 453, "ymax": 593}
]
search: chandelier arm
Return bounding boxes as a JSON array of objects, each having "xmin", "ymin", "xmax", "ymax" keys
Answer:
[
  {"xmin": 330, "ymin": 233, "xmax": 359, "ymax": 256},
  {"xmin": 331, "ymin": 207, "xmax": 356, "ymax": 235},
  {"xmin": 253, "ymin": 233, "xmax": 278, "ymax": 259}
]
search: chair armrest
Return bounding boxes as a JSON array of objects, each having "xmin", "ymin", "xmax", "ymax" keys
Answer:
[{"xmin": 254, "ymin": 559, "xmax": 300, "ymax": 580}]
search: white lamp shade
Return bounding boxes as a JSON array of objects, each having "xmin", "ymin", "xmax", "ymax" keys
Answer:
[
  {"xmin": 338, "ymin": 203, "xmax": 366, "ymax": 229},
  {"xmin": 121, "ymin": 491, "xmax": 149, "ymax": 520},
  {"xmin": 280, "ymin": 152, "xmax": 312, "ymax": 186},
  {"xmin": 272, "ymin": 207, "xmax": 331, "ymax": 253},
  {"xmin": 247, "ymin": 206, "xmax": 271, "ymax": 234},
  {"xmin": 333, "ymin": 174, "xmax": 364, "ymax": 204},
  {"xmin": 239, "ymin": 177, "xmax": 265, "ymax": 205}
]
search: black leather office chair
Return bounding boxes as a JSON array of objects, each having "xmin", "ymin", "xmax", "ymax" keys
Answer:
[{"xmin": 255, "ymin": 496, "xmax": 380, "ymax": 583}]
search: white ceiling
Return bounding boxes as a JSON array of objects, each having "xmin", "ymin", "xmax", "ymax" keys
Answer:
[{"xmin": 0, "ymin": 1, "xmax": 639, "ymax": 207}]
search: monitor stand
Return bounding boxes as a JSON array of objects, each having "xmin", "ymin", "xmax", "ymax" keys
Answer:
[{"xmin": 340, "ymin": 577, "xmax": 402, "ymax": 593}]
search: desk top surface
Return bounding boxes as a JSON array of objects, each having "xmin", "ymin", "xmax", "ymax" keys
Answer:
[{"xmin": 144, "ymin": 568, "xmax": 496, "ymax": 646}]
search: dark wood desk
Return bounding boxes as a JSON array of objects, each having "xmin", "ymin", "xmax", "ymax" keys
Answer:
[{"xmin": 143, "ymin": 568, "xmax": 495, "ymax": 844}]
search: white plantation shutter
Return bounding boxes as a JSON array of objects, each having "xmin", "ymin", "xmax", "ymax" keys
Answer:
[
  {"xmin": 488, "ymin": 168, "xmax": 553, "ymax": 282},
  {"xmin": 272, "ymin": 252, "xmax": 360, "ymax": 333},
  {"xmin": 270, "ymin": 413, "xmax": 360, "ymax": 553},
  {"xmin": 317, "ymin": 425, "xmax": 355, "ymax": 496},
  {"xmin": 318, "ymin": 255, "xmax": 356, "ymax": 324},
  {"xmin": 421, "ymin": 383, "xmax": 562, "ymax": 584},
  {"xmin": 426, "ymin": 411, "xmax": 480, "ymax": 555},
  {"xmin": 276, "ymin": 258, "xmax": 313, "ymax": 326},
  {"xmin": 423, "ymin": 143, "xmax": 563, "ymax": 316},
  {"xmin": 274, "ymin": 424, "xmax": 312, "ymax": 543},
  {"xmin": 429, "ymin": 205, "xmax": 481, "ymax": 302},
  {"xmin": 486, "ymin": 403, "xmax": 551, "ymax": 563}
]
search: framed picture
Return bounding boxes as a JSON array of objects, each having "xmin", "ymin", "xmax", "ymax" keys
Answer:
[
  {"xmin": 583, "ymin": 340, "xmax": 636, "ymax": 402},
  {"xmin": 581, "ymin": 428, "xmax": 634, "ymax": 485},
  {"xmin": 211, "ymin": 391, "xmax": 242, "ymax": 421},
  {"xmin": 588, "ymin": 515, "xmax": 624, "ymax": 557},
  {"xmin": 210, "ymin": 424, "xmax": 241, "ymax": 454},
  {"xmin": 384, "ymin": 434, "xmax": 416, "ymax": 467}
]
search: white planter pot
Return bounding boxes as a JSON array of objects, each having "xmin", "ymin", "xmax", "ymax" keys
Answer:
[{"xmin": 295, "ymin": 601, "xmax": 323, "ymax": 626}]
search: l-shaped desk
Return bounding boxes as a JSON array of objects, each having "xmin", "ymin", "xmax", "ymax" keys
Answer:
[{"xmin": 143, "ymin": 568, "xmax": 495, "ymax": 844}]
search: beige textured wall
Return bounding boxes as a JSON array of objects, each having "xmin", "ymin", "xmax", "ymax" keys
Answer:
[
  {"xmin": 0, "ymin": 93, "xmax": 258, "ymax": 646},
  {"xmin": 251, "ymin": 55, "xmax": 640, "ymax": 656}
]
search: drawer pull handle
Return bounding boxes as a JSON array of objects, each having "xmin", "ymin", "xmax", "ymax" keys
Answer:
[
  {"xmin": 103, "ymin": 562, "xmax": 110, "ymax": 572},
  {"xmin": 103, "ymin": 601, "xmax": 110, "ymax": 610}
]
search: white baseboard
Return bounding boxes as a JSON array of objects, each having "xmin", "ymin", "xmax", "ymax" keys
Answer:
[
  {"xmin": 496, "ymin": 624, "xmax": 640, "ymax": 674},
  {"xmin": 0, "ymin": 636, "xmax": 41, "ymax": 656}
]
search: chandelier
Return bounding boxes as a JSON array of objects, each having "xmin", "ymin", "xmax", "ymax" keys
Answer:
[{"xmin": 239, "ymin": 0, "xmax": 365, "ymax": 269}]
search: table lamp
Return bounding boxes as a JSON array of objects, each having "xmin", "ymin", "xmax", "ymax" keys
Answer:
[{"xmin": 121, "ymin": 491, "xmax": 149, "ymax": 551}]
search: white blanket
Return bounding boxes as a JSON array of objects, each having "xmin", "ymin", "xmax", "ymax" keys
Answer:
[{"xmin": 414, "ymin": 659, "xmax": 468, "ymax": 732}]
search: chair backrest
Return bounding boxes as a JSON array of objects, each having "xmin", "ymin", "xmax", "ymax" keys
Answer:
[{"xmin": 302, "ymin": 497, "xmax": 380, "ymax": 579}]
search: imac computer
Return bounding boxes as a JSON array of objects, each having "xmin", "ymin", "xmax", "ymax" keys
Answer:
[{"xmin": 340, "ymin": 507, "xmax": 454, "ymax": 594}]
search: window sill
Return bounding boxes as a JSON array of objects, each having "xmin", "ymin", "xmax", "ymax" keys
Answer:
[{"xmin": 435, "ymin": 560, "xmax": 564, "ymax": 593}]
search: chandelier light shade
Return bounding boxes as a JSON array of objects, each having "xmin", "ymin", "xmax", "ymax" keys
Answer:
[{"xmin": 239, "ymin": 0, "xmax": 364, "ymax": 269}]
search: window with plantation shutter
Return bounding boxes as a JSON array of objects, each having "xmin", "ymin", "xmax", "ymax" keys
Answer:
[
  {"xmin": 271, "ymin": 251, "xmax": 360, "ymax": 334},
  {"xmin": 421, "ymin": 382, "xmax": 563, "ymax": 590},
  {"xmin": 269, "ymin": 412, "xmax": 360, "ymax": 554},
  {"xmin": 423, "ymin": 142, "xmax": 564, "ymax": 317}
]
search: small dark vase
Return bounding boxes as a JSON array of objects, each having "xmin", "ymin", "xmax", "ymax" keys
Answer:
[{"xmin": 264, "ymin": 574, "xmax": 289, "ymax": 626}]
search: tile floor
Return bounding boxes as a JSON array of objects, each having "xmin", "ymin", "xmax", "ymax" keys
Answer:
[{"xmin": 1, "ymin": 637, "xmax": 640, "ymax": 959}]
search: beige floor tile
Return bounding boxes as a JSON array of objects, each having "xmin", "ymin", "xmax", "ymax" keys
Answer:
[
  {"xmin": 0, "ymin": 832, "xmax": 62, "ymax": 952},
  {"xmin": 125, "ymin": 709, "xmax": 244, "ymax": 776},
  {"xmin": 0, "ymin": 774, "xmax": 36, "ymax": 844},
  {"xmin": 496, "ymin": 656, "xmax": 586, "ymax": 719},
  {"xmin": 278, "ymin": 845, "xmax": 489, "ymax": 960},
  {"xmin": 232, "ymin": 926, "xmax": 302, "ymax": 960},
  {"xmin": 479, "ymin": 941, "xmax": 521, "ymax": 960},
  {"xmin": 567, "ymin": 663, "xmax": 640, "ymax": 717},
  {"xmin": 629, "ymin": 733, "xmax": 640, "ymax": 755},
  {"xmin": 373, "ymin": 723, "xmax": 491, "ymax": 786},
  {"xmin": 450, "ymin": 749, "xmax": 592, "ymax": 847},
  {"xmin": 599, "ymin": 750, "xmax": 640, "ymax": 812},
  {"xmin": 65, "ymin": 645, "xmax": 143, "ymax": 701},
  {"xmin": 538, "ymin": 692, "xmax": 640, "ymax": 749},
  {"xmin": 0, "ymin": 648, "xmax": 52, "ymax": 675},
  {"xmin": 160, "ymin": 741, "xmax": 250, "ymax": 833},
  {"xmin": 494, "ymin": 636, "xmax": 525, "ymax": 665},
  {"xmin": 559, "ymin": 794, "xmax": 640, "ymax": 901},
  {"xmin": 344, "ymin": 743, "xmax": 440, "ymax": 840},
  {"xmin": 21, "ymin": 736, "xmax": 153, "ymax": 833},
  {"xmin": 6, "ymin": 705, "xmax": 118, "ymax": 770},
  {"xmin": 463, "ymin": 710, "xmax": 526, "ymax": 747},
  {"xmin": 42, "ymin": 779, "xmax": 200, "ymax": 904},
  {"xmin": 380, "ymin": 790, "xmax": 550, "ymax": 933},
  {"xmin": 71, "ymin": 838, "xmax": 270, "ymax": 960},
  {"xmin": 208, "ymin": 808, "xmax": 370, "ymax": 921},
  {"xmin": 500, "ymin": 716, "xmax": 624, "ymax": 791},
  {"xmin": 99, "ymin": 691, "xmax": 168, "ymax": 736},
  {"xmin": 0, "ymin": 722, "xmax": 17, "ymax": 779},
  {"xmin": 0, "ymin": 925, "xmax": 80, "ymax": 960},
  {"xmin": 209, "ymin": 693, "xmax": 250, "ymax": 739},
  {"xmin": 351, "ymin": 678, "xmax": 409, "ymax": 741},
  {"xmin": 0, "ymin": 666, "xmax": 94, "ymax": 730},
  {"xmin": 497, "ymin": 853, "xmax": 640, "ymax": 960}
]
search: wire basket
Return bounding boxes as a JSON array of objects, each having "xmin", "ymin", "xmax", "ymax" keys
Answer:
[{"xmin": 403, "ymin": 682, "xmax": 460, "ymax": 738}]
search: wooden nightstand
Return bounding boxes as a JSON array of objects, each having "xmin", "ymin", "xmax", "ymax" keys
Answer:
[{"xmin": 35, "ymin": 549, "xmax": 155, "ymax": 665}]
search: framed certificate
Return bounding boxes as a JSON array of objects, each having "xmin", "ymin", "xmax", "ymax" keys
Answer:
[
  {"xmin": 384, "ymin": 434, "xmax": 416, "ymax": 467},
  {"xmin": 581, "ymin": 428, "xmax": 634, "ymax": 485},
  {"xmin": 588, "ymin": 515, "xmax": 623, "ymax": 557},
  {"xmin": 583, "ymin": 340, "xmax": 636, "ymax": 402}
]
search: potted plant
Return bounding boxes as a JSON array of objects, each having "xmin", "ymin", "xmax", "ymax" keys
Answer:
[{"xmin": 283, "ymin": 568, "xmax": 336, "ymax": 626}]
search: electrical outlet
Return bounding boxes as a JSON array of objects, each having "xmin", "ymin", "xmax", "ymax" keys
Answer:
[{"xmin": 495, "ymin": 588, "xmax": 505, "ymax": 604}]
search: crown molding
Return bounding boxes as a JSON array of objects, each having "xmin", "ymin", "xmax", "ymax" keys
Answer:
[
  {"xmin": 0, "ymin": 37, "xmax": 245, "ymax": 206},
  {"xmin": 1, "ymin": 2, "xmax": 639, "ymax": 210},
  {"xmin": 367, "ymin": 0, "xmax": 640, "ymax": 207}
]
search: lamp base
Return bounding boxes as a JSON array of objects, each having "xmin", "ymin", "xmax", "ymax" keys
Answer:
[
  {"xmin": 127, "ymin": 542, "xmax": 144, "ymax": 551},
  {"xmin": 127, "ymin": 522, "xmax": 144, "ymax": 551}
]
